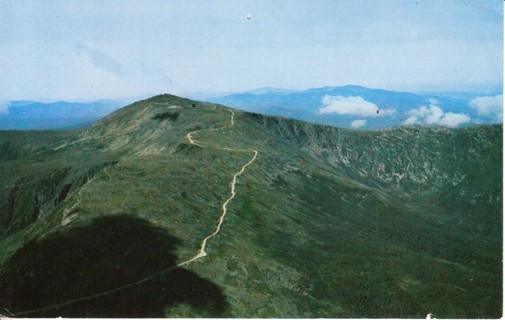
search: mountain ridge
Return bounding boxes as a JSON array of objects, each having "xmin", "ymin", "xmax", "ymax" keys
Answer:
[{"xmin": 0, "ymin": 94, "xmax": 501, "ymax": 318}]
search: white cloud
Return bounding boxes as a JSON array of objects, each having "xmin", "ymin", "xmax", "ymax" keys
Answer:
[
  {"xmin": 469, "ymin": 95, "xmax": 503, "ymax": 122},
  {"xmin": 405, "ymin": 100, "xmax": 470, "ymax": 128},
  {"xmin": 319, "ymin": 95, "xmax": 377, "ymax": 116},
  {"xmin": 408, "ymin": 105, "xmax": 444, "ymax": 124},
  {"xmin": 409, "ymin": 106, "xmax": 429, "ymax": 118},
  {"xmin": 438, "ymin": 112, "xmax": 471, "ymax": 128},
  {"xmin": 350, "ymin": 119, "xmax": 367, "ymax": 129},
  {"xmin": 424, "ymin": 105, "xmax": 444, "ymax": 124},
  {"xmin": 402, "ymin": 116, "xmax": 419, "ymax": 125},
  {"xmin": 318, "ymin": 95, "xmax": 394, "ymax": 117}
]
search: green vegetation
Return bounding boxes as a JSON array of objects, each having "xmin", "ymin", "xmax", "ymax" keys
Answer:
[{"xmin": 0, "ymin": 94, "xmax": 501, "ymax": 317}]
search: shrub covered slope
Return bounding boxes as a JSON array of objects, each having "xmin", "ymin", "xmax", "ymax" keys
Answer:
[{"xmin": 0, "ymin": 94, "xmax": 501, "ymax": 318}]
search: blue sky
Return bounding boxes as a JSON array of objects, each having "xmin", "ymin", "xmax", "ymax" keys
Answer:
[{"xmin": 0, "ymin": 0, "xmax": 502, "ymax": 101}]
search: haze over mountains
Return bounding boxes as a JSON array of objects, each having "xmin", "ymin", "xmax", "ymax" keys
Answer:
[
  {"xmin": 2, "ymin": 86, "xmax": 501, "ymax": 131},
  {"xmin": 207, "ymin": 85, "xmax": 503, "ymax": 129},
  {"xmin": 0, "ymin": 94, "xmax": 501, "ymax": 318},
  {"xmin": 0, "ymin": 100, "xmax": 125, "ymax": 130}
]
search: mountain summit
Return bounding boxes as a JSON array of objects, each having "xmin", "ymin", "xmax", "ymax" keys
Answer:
[{"xmin": 0, "ymin": 94, "xmax": 501, "ymax": 318}]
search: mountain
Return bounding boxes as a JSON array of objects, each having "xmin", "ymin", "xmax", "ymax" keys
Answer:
[
  {"xmin": 0, "ymin": 100, "xmax": 126, "ymax": 130},
  {"xmin": 0, "ymin": 94, "xmax": 501, "ymax": 318},
  {"xmin": 208, "ymin": 85, "xmax": 503, "ymax": 129},
  {"xmin": 228, "ymin": 87, "xmax": 298, "ymax": 95}
]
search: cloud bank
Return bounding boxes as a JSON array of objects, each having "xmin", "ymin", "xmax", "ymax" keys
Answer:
[
  {"xmin": 469, "ymin": 95, "xmax": 503, "ymax": 122},
  {"xmin": 318, "ymin": 95, "xmax": 394, "ymax": 117},
  {"xmin": 438, "ymin": 113, "xmax": 471, "ymax": 127},
  {"xmin": 350, "ymin": 119, "xmax": 366, "ymax": 129},
  {"xmin": 403, "ymin": 116, "xmax": 418, "ymax": 125},
  {"xmin": 403, "ymin": 100, "xmax": 470, "ymax": 128}
]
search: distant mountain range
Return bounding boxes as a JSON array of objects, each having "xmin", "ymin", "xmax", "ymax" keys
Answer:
[
  {"xmin": 0, "ymin": 100, "xmax": 126, "ymax": 130},
  {"xmin": 1, "ymin": 86, "xmax": 502, "ymax": 130},
  {"xmin": 206, "ymin": 85, "xmax": 503, "ymax": 129}
]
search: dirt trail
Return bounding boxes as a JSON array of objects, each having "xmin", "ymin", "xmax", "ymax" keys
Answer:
[
  {"xmin": 14, "ymin": 107, "xmax": 258, "ymax": 317},
  {"xmin": 179, "ymin": 109, "xmax": 258, "ymax": 265}
]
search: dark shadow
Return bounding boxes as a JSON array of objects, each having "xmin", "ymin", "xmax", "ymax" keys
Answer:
[
  {"xmin": 152, "ymin": 112, "xmax": 180, "ymax": 121},
  {"xmin": 0, "ymin": 215, "xmax": 228, "ymax": 317}
]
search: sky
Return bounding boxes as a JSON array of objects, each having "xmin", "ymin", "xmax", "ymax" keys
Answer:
[{"xmin": 0, "ymin": 0, "xmax": 503, "ymax": 101}]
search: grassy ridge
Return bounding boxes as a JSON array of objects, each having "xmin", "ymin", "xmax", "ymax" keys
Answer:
[{"xmin": 0, "ymin": 94, "xmax": 501, "ymax": 317}]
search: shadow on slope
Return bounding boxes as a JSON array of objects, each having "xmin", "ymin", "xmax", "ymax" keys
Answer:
[{"xmin": 0, "ymin": 215, "xmax": 228, "ymax": 317}]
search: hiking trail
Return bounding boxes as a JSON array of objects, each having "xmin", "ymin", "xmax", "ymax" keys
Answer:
[{"xmin": 13, "ymin": 107, "xmax": 258, "ymax": 317}]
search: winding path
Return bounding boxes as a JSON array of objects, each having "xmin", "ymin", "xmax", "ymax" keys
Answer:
[
  {"xmin": 179, "ymin": 109, "xmax": 258, "ymax": 266},
  {"xmin": 14, "ymin": 107, "xmax": 258, "ymax": 316},
  {"xmin": 179, "ymin": 149, "xmax": 257, "ymax": 265}
]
